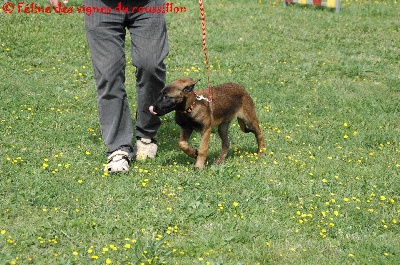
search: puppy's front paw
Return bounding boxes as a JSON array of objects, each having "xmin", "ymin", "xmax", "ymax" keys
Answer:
[
  {"xmin": 186, "ymin": 149, "xmax": 198, "ymax": 159},
  {"xmin": 194, "ymin": 162, "xmax": 205, "ymax": 170},
  {"xmin": 213, "ymin": 158, "xmax": 224, "ymax": 165}
]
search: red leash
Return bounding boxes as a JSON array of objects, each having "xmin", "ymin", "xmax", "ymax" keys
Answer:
[{"xmin": 198, "ymin": 0, "xmax": 212, "ymax": 102}]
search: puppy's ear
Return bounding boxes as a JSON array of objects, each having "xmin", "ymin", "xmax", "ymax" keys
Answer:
[{"xmin": 183, "ymin": 79, "xmax": 200, "ymax": 93}]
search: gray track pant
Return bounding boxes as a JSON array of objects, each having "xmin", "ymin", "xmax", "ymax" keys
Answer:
[{"xmin": 84, "ymin": 0, "xmax": 169, "ymax": 157}]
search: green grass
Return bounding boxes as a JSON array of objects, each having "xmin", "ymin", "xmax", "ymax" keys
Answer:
[{"xmin": 1, "ymin": 0, "xmax": 399, "ymax": 264}]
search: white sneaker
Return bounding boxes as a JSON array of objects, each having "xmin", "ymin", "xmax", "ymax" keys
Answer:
[
  {"xmin": 105, "ymin": 150, "xmax": 131, "ymax": 173},
  {"xmin": 134, "ymin": 138, "xmax": 158, "ymax": 161}
]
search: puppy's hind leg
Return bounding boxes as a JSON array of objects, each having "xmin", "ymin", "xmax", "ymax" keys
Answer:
[
  {"xmin": 214, "ymin": 121, "xmax": 230, "ymax": 165},
  {"xmin": 237, "ymin": 105, "xmax": 266, "ymax": 156}
]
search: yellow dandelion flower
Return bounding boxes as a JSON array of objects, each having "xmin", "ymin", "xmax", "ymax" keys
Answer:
[{"xmin": 334, "ymin": 211, "xmax": 339, "ymax": 216}]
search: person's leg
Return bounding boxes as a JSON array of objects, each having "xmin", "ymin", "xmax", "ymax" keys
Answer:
[
  {"xmin": 127, "ymin": 0, "xmax": 169, "ymax": 141},
  {"xmin": 85, "ymin": 0, "xmax": 134, "ymax": 160},
  {"xmin": 127, "ymin": 0, "xmax": 169, "ymax": 160}
]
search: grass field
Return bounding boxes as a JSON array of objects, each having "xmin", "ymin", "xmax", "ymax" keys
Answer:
[{"xmin": 1, "ymin": 0, "xmax": 399, "ymax": 264}]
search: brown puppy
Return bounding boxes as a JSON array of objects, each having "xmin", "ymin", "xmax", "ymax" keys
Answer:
[{"xmin": 149, "ymin": 77, "xmax": 266, "ymax": 169}]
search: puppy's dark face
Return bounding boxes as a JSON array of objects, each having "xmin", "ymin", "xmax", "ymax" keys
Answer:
[
  {"xmin": 149, "ymin": 78, "xmax": 199, "ymax": 116},
  {"xmin": 151, "ymin": 86, "xmax": 184, "ymax": 116}
]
